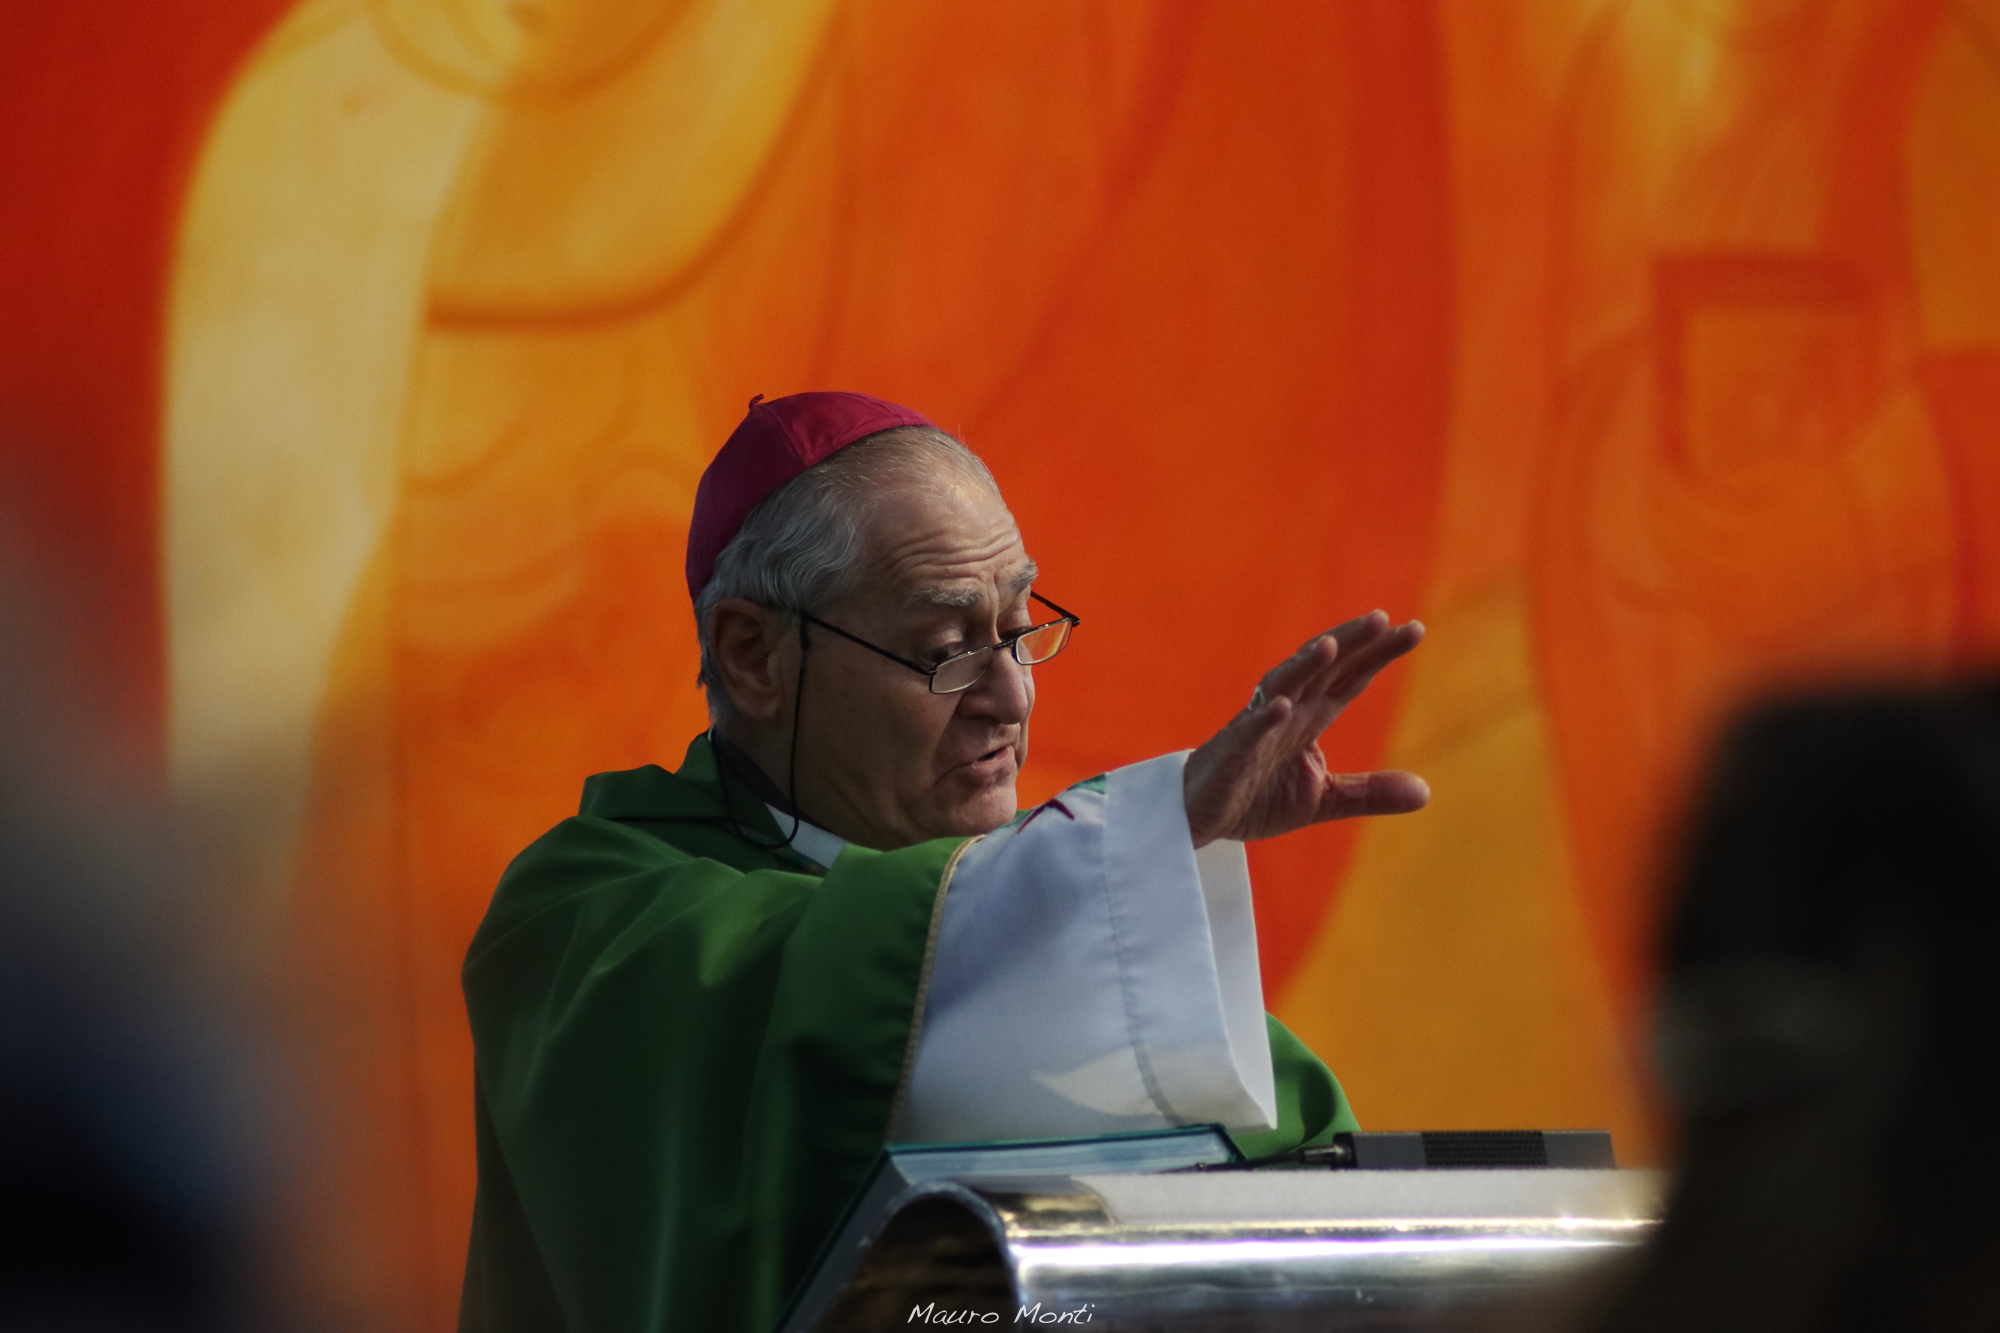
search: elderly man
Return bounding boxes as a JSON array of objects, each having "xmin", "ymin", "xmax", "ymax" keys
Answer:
[{"xmin": 459, "ymin": 392, "xmax": 1428, "ymax": 1332}]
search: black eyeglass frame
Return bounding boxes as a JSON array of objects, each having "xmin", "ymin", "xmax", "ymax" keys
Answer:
[{"xmin": 797, "ymin": 591, "xmax": 1081, "ymax": 695}]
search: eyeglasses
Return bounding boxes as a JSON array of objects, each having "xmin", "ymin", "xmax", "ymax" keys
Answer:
[{"xmin": 799, "ymin": 591, "xmax": 1081, "ymax": 694}]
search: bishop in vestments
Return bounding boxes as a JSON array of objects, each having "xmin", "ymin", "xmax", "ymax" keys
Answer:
[{"xmin": 459, "ymin": 392, "xmax": 1429, "ymax": 1332}]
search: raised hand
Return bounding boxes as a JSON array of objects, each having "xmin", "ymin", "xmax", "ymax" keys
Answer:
[{"xmin": 1182, "ymin": 610, "xmax": 1429, "ymax": 847}]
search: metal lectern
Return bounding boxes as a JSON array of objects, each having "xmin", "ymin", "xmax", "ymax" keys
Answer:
[{"xmin": 786, "ymin": 1167, "xmax": 1662, "ymax": 1332}]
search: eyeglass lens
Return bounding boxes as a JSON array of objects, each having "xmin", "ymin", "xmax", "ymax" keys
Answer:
[{"xmin": 929, "ymin": 619, "xmax": 1074, "ymax": 693}]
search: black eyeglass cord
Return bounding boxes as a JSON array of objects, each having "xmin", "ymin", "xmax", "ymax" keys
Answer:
[
  {"xmin": 692, "ymin": 618, "xmax": 811, "ymax": 861},
  {"xmin": 692, "ymin": 754, "xmax": 817, "ymax": 870},
  {"xmin": 781, "ymin": 615, "xmax": 809, "ymax": 851}
]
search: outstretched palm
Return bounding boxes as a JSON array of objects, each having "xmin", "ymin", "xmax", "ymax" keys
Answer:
[{"xmin": 1183, "ymin": 611, "xmax": 1429, "ymax": 847}]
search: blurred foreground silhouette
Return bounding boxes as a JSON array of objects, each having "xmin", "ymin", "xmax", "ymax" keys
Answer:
[
  {"xmin": 1560, "ymin": 684, "xmax": 2000, "ymax": 1333},
  {"xmin": 0, "ymin": 561, "xmax": 274, "ymax": 1331}
]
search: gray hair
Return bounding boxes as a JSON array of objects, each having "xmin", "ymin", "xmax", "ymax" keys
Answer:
[{"xmin": 693, "ymin": 425, "xmax": 999, "ymax": 723}]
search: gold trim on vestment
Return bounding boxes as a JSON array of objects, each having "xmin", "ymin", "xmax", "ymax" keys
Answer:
[{"xmin": 885, "ymin": 835, "xmax": 982, "ymax": 1140}]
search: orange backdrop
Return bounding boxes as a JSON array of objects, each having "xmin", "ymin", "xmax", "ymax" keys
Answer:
[{"xmin": 6, "ymin": 2, "xmax": 1998, "ymax": 1328}]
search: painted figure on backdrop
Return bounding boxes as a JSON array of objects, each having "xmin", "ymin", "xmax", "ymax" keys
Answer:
[
  {"xmin": 458, "ymin": 392, "xmax": 1430, "ymax": 1331},
  {"xmin": 1534, "ymin": 0, "xmax": 1995, "ymax": 1020}
]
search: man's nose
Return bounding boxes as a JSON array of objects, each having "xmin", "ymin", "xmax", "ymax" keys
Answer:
[{"xmin": 960, "ymin": 648, "xmax": 1033, "ymax": 723}]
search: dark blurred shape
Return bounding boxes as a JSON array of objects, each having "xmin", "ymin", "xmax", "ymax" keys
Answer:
[
  {"xmin": 0, "ymin": 562, "xmax": 268, "ymax": 1331},
  {"xmin": 1582, "ymin": 684, "xmax": 2000, "ymax": 1333}
]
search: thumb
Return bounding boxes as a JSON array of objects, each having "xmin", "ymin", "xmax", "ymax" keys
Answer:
[{"xmin": 1314, "ymin": 768, "xmax": 1431, "ymax": 822}]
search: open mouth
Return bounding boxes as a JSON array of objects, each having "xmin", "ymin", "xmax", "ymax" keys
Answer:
[{"xmin": 957, "ymin": 744, "xmax": 1014, "ymax": 779}]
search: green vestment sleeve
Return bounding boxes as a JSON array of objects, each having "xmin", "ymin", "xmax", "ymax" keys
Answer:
[
  {"xmin": 459, "ymin": 737, "xmax": 1355, "ymax": 1333},
  {"xmin": 460, "ymin": 738, "xmax": 964, "ymax": 1333}
]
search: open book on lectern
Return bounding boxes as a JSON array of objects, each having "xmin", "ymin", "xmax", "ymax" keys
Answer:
[{"xmin": 779, "ymin": 1124, "xmax": 1239, "ymax": 1333}]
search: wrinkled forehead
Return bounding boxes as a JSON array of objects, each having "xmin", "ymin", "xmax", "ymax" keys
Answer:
[
  {"xmin": 904, "ymin": 560, "xmax": 1039, "ymax": 613},
  {"xmin": 857, "ymin": 472, "xmax": 1033, "ymax": 613}
]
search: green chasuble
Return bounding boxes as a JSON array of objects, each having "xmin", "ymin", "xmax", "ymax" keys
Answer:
[{"xmin": 459, "ymin": 735, "xmax": 1356, "ymax": 1333}]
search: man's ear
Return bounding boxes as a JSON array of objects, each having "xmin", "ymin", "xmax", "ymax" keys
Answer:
[{"xmin": 708, "ymin": 599, "xmax": 792, "ymax": 722}]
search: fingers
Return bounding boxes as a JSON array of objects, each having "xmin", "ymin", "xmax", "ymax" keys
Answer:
[
  {"xmin": 1321, "ymin": 617, "xmax": 1423, "ymax": 704},
  {"xmin": 1258, "ymin": 632, "xmax": 1340, "ymax": 704},
  {"xmin": 1205, "ymin": 690, "xmax": 1294, "ymax": 777},
  {"xmin": 1232, "ymin": 691, "xmax": 1294, "ymax": 746},
  {"xmin": 1324, "ymin": 609, "xmax": 1391, "ymax": 655},
  {"xmin": 1283, "ymin": 612, "xmax": 1389, "ymax": 698},
  {"xmin": 1272, "ymin": 615, "xmax": 1422, "ymax": 708},
  {"xmin": 1252, "ymin": 610, "xmax": 1423, "ymax": 717},
  {"xmin": 1316, "ymin": 768, "xmax": 1431, "ymax": 821}
]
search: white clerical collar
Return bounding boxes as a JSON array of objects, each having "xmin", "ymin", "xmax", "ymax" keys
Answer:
[{"xmin": 765, "ymin": 803, "xmax": 846, "ymax": 872}]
